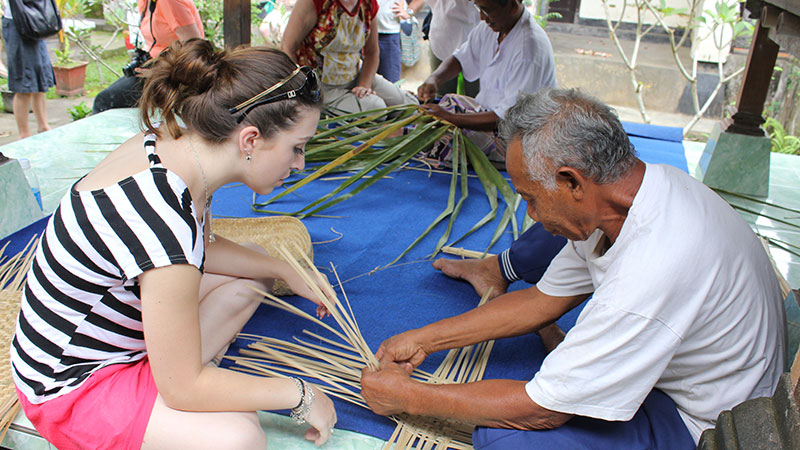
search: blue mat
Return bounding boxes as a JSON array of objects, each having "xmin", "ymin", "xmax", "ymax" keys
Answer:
[
  {"xmin": 0, "ymin": 123, "xmax": 688, "ymax": 440},
  {"xmin": 215, "ymin": 122, "xmax": 689, "ymax": 440}
]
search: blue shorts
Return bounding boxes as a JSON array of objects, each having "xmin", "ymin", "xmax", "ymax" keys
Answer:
[
  {"xmin": 473, "ymin": 389, "xmax": 695, "ymax": 450},
  {"xmin": 377, "ymin": 33, "xmax": 401, "ymax": 83},
  {"xmin": 498, "ymin": 222, "xmax": 567, "ymax": 284}
]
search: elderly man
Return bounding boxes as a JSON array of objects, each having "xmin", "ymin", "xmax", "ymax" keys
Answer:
[{"xmin": 361, "ymin": 89, "xmax": 786, "ymax": 449}]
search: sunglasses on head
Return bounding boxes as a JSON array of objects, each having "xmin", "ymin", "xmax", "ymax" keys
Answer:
[{"xmin": 228, "ymin": 66, "xmax": 320, "ymax": 124}]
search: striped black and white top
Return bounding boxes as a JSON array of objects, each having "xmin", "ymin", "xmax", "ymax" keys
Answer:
[{"xmin": 11, "ymin": 133, "xmax": 206, "ymax": 404}]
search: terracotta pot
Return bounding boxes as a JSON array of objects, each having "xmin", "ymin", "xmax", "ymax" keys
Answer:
[
  {"xmin": 53, "ymin": 62, "xmax": 89, "ymax": 97},
  {"xmin": 1, "ymin": 89, "xmax": 13, "ymax": 113}
]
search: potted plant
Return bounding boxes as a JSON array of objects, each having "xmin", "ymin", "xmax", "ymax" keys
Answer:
[{"xmin": 51, "ymin": 0, "xmax": 89, "ymax": 97}]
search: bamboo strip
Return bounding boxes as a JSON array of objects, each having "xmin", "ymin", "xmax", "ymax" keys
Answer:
[
  {"xmin": 440, "ymin": 247, "xmax": 493, "ymax": 259},
  {"xmin": 229, "ymin": 251, "xmax": 499, "ymax": 450}
]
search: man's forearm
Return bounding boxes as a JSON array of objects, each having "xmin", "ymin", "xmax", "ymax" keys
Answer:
[
  {"xmin": 419, "ymin": 287, "xmax": 571, "ymax": 355},
  {"xmin": 405, "ymin": 379, "xmax": 572, "ymax": 430},
  {"xmin": 448, "ymin": 111, "xmax": 499, "ymax": 131},
  {"xmin": 429, "ymin": 56, "xmax": 463, "ymax": 90}
]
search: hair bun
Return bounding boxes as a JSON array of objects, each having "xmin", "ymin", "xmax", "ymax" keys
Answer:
[{"xmin": 165, "ymin": 39, "xmax": 224, "ymax": 96}]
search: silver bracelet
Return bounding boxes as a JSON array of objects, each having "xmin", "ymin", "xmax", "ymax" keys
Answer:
[{"xmin": 290, "ymin": 378, "xmax": 314, "ymax": 424}]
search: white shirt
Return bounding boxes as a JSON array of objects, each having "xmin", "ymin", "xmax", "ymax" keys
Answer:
[
  {"xmin": 527, "ymin": 163, "xmax": 786, "ymax": 442},
  {"xmin": 427, "ymin": 0, "xmax": 480, "ymax": 60},
  {"xmin": 453, "ymin": 8, "xmax": 557, "ymax": 118},
  {"xmin": 377, "ymin": 0, "xmax": 401, "ymax": 34}
]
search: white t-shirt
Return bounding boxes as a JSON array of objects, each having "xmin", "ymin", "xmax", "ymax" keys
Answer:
[
  {"xmin": 453, "ymin": 8, "xmax": 557, "ymax": 119},
  {"xmin": 377, "ymin": 0, "xmax": 401, "ymax": 34},
  {"xmin": 527, "ymin": 163, "xmax": 785, "ymax": 442},
  {"xmin": 427, "ymin": 0, "xmax": 480, "ymax": 61}
]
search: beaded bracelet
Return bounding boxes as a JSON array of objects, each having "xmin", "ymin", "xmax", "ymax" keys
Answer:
[{"xmin": 290, "ymin": 378, "xmax": 315, "ymax": 424}]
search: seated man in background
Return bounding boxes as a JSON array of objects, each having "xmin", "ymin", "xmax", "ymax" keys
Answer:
[
  {"xmin": 93, "ymin": 0, "xmax": 203, "ymax": 114},
  {"xmin": 419, "ymin": 0, "xmax": 556, "ymax": 165},
  {"xmin": 361, "ymin": 89, "xmax": 786, "ymax": 449}
]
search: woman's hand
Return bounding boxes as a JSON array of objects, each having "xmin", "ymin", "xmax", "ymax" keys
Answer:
[
  {"xmin": 303, "ymin": 386, "xmax": 337, "ymax": 445},
  {"xmin": 351, "ymin": 85, "xmax": 375, "ymax": 98},
  {"xmin": 392, "ymin": 0, "xmax": 410, "ymax": 20},
  {"xmin": 280, "ymin": 263, "xmax": 335, "ymax": 318}
]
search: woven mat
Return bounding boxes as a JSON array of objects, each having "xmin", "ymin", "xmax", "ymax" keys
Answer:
[
  {"xmin": 0, "ymin": 240, "xmax": 37, "ymax": 442},
  {"xmin": 211, "ymin": 216, "xmax": 313, "ymax": 295}
]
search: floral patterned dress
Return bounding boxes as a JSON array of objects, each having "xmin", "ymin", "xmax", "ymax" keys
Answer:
[{"xmin": 295, "ymin": 0, "xmax": 378, "ymax": 86}]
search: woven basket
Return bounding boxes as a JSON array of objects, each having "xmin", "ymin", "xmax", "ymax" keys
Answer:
[{"xmin": 211, "ymin": 216, "xmax": 313, "ymax": 296}]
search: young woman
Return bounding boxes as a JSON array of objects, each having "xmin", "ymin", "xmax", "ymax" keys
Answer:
[{"xmin": 10, "ymin": 39, "xmax": 337, "ymax": 449}]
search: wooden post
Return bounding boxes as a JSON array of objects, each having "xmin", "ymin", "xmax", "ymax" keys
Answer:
[
  {"xmin": 724, "ymin": 19, "xmax": 780, "ymax": 137},
  {"xmin": 223, "ymin": 0, "xmax": 251, "ymax": 49}
]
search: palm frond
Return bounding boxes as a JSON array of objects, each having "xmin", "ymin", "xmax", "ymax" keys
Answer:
[{"xmin": 251, "ymin": 105, "xmax": 523, "ymax": 263}]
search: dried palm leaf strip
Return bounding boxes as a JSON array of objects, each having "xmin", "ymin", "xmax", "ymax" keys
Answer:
[
  {"xmin": 0, "ymin": 238, "xmax": 38, "ymax": 441},
  {"xmin": 226, "ymin": 249, "xmax": 496, "ymax": 449}
]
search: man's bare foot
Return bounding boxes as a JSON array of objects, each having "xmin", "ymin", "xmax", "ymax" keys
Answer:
[
  {"xmin": 432, "ymin": 256, "xmax": 509, "ymax": 300},
  {"xmin": 537, "ymin": 323, "xmax": 566, "ymax": 353}
]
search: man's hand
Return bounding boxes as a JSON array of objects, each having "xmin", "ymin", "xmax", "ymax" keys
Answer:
[
  {"xmin": 417, "ymin": 79, "xmax": 438, "ymax": 103},
  {"xmin": 361, "ymin": 361, "xmax": 414, "ymax": 416},
  {"xmin": 375, "ymin": 329, "xmax": 430, "ymax": 372},
  {"xmin": 421, "ymin": 103, "xmax": 455, "ymax": 124}
]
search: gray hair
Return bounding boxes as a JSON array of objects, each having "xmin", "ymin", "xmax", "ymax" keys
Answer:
[{"xmin": 499, "ymin": 89, "xmax": 638, "ymax": 190}]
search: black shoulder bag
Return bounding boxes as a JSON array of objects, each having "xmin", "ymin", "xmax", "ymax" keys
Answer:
[{"xmin": 7, "ymin": 0, "xmax": 63, "ymax": 40}]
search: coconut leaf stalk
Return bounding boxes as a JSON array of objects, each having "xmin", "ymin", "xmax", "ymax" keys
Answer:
[
  {"xmin": 253, "ymin": 120, "xmax": 449, "ymax": 216},
  {"xmin": 253, "ymin": 113, "xmax": 422, "ymax": 210},
  {"xmin": 252, "ymin": 104, "xmax": 523, "ymax": 263},
  {"xmin": 388, "ymin": 132, "xmax": 464, "ymax": 266},
  {"xmin": 432, "ymin": 132, "xmax": 470, "ymax": 257}
]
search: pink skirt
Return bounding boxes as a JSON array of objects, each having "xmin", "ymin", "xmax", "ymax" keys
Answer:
[{"xmin": 16, "ymin": 358, "xmax": 158, "ymax": 450}]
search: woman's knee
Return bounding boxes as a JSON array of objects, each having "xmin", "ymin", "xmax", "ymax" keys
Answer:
[{"xmin": 221, "ymin": 413, "xmax": 267, "ymax": 450}]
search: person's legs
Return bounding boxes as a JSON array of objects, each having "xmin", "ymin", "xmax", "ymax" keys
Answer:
[
  {"xmin": 432, "ymin": 256, "xmax": 508, "ymax": 300},
  {"xmin": 371, "ymin": 73, "xmax": 418, "ymax": 107},
  {"xmin": 92, "ymin": 75, "xmax": 144, "ymax": 114},
  {"xmin": 472, "ymin": 390, "xmax": 695, "ymax": 450},
  {"xmin": 141, "ymin": 243, "xmax": 271, "ymax": 449},
  {"xmin": 12, "ymin": 93, "xmax": 33, "ymax": 138},
  {"xmin": 323, "ymin": 80, "xmax": 389, "ymax": 114},
  {"xmin": 142, "ymin": 398, "xmax": 267, "ymax": 450},
  {"xmin": 377, "ymin": 33, "xmax": 402, "ymax": 83},
  {"xmin": 198, "ymin": 242, "xmax": 270, "ymax": 364},
  {"xmin": 499, "ymin": 222, "xmax": 567, "ymax": 285},
  {"xmin": 433, "ymin": 223, "xmax": 566, "ymax": 300},
  {"xmin": 434, "ymin": 223, "xmax": 567, "ymax": 348},
  {"xmin": 31, "ymin": 92, "xmax": 50, "ymax": 133}
]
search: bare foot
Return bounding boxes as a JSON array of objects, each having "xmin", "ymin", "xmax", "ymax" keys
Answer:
[
  {"xmin": 432, "ymin": 256, "xmax": 509, "ymax": 300},
  {"xmin": 38, "ymin": 125, "xmax": 51, "ymax": 133},
  {"xmin": 537, "ymin": 323, "xmax": 566, "ymax": 353}
]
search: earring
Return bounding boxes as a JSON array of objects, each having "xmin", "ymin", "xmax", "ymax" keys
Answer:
[{"xmin": 246, "ymin": 154, "xmax": 251, "ymax": 161}]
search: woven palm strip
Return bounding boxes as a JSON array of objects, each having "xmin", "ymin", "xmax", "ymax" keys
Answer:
[
  {"xmin": 0, "ymin": 239, "xmax": 38, "ymax": 442},
  {"xmin": 227, "ymin": 244, "xmax": 494, "ymax": 449},
  {"xmin": 211, "ymin": 216, "xmax": 313, "ymax": 296}
]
